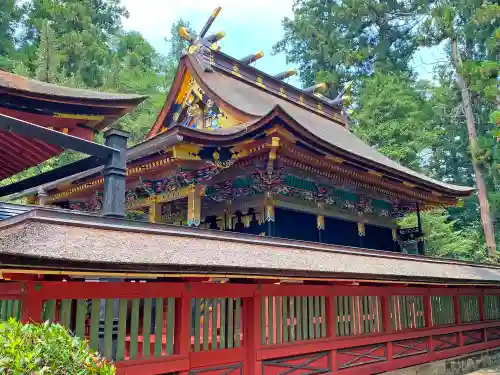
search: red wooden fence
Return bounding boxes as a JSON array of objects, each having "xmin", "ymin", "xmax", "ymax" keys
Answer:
[{"xmin": 1, "ymin": 280, "xmax": 499, "ymax": 375}]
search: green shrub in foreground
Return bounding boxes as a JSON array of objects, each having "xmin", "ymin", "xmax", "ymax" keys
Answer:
[{"xmin": 0, "ymin": 319, "xmax": 116, "ymax": 375}]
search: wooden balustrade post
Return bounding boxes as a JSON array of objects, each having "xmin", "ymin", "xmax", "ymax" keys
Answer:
[
  {"xmin": 175, "ymin": 287, "xmax": 192, "ymax": 375},
  {"xmin": 380, "ymin": 294, "xmax": 393, "ymax": 364},
  {"xmin": 326, "ymin": 291, "xmax": 337, "ymax": 370},
  {"xmin": 423, "ymin": 291, "xmax": 433, "ymax": 351},
  {"xmin": 454, "ymin": 295, "xmax": 464, "ymax": 346},
  {"xmin": 244, "ymin": 292, "xmax": 262, "ymax": 375},
  {"xmin": 479, "ymin": 293, "xmax": 485, "ymax": 321},
  {"xmin": 21, "ymin": 282, "xmax": 43, "ymax": 323}
]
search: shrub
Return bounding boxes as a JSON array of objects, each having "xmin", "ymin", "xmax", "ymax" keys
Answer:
[{"xmin": 0, "ymin": 318, "xmax": 116, "ymax": 375}]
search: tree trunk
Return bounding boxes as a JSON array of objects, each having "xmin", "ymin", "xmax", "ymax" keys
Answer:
[{"xmin": 451, "ymin": 38, "xmax": 497, "ymax": 255}]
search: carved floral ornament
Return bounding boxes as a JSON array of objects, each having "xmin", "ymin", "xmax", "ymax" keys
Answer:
[{"xmin": 204, "ymin": 169, "xmax": 414, "ymax": 218}]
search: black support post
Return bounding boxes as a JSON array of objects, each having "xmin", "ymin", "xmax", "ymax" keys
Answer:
[
  {"xmin": 416, "ymin": 202, "xmax": 425, "ymax": 255},
  {"xmin": 102, "ymin": 129, "xmax": 128, "ymax": 218}
]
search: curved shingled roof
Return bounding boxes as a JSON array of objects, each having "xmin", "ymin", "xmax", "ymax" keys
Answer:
[
  {"xmin": 1, "ymin": 209, "xmax": 499, "ymax": 284},
  {"xmin": 181, "ymin": 53, "xmax": 473, "ymax": 196},
  {"xmin": 0, "ymin": 70, "xmax": 147, "ymax": 102}
]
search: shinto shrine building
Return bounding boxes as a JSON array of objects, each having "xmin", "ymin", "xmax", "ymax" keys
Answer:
[{"xmin": 0, "ymin": 7, "xmax": 499, "ymax": 375}]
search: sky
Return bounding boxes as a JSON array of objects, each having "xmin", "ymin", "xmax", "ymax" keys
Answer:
[{"xmin": 121, "ymin": 0, "xmax": 445, "ymax": 87}]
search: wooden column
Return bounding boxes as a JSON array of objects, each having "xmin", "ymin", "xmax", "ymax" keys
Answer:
[
  {"xmin": 174, "ymin": 289, "xmax": 191, "ymax": 357},
  {"xmin": 454, "ymin": 294, "xmax": 464, "ymax": 346},
  {"xmin": 381, "ymin": 295, "xmax": 394, "ymax": 364},
  {"xmin": 317, "ymin": 203, "xmax": 325, "ymax": 243},
  {"xmin": 244, "ymin": 294, "xmax": 262, "ymax": 375},
  {"xmin": 264, "ymin": 192, "xmax": 275, "ymax": 236},
  {"xmin": 148, "ymin": 202, "xmax": 162, "ymax": 224},
  {"xmin": 102, "ymin": 129, "xmax": 128, "ymax": 218},
  {"xmin": 416, "ymin": 202, "xmax": 425, "ymax": 255},
  {"xmin": 357, "ymin": 222, "xmax": 365, "ymax": 247},
  {"xmin": 37, "ymin": 187, "xmax": 48, "ymax": 207},
  {"xmin": 187, "ymin": 186, "xmax": 202, "ymax": 227},
  {"xmin": 479, "ymin": 293, "xmax": 485, "ymax": 321},
  {"xmin": 21, "ymin": 282, "xmax": 43, "ymax": 324},
  {"xmin": 392, "ymin": 228, "xmax": 398, "ymax": 252}
]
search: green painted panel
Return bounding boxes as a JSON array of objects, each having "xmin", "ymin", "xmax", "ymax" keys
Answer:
[
  {"xmin": 103, "ymin": 299, "xmax": 114, "ymax": 359},
  {"xmin": 5, "ymin": 300, "xmax": 13, "ymax": 320},
  {"xmin": 227, "ymin": 298, "xmax": 234, "ymax": 348},
  {"xmin": 213, "ymin": 300, "xmax": 219, "ymax": 349},
  {"xmin": 12, "ymin": 300, "xmax": 20, "ymax": 320},
  {"xmin": 359, "ymin": 296, "xmax": 365, "ymax": 334},
  {"xmin": 261, "ymin": 297, "xmax": 266, "ymax": 345},
  {"xmin": 129, "ymin": 299, "xmax": 140, "ymax": 360},
  {"xmin": 154, "ymin": 298, "xmax": 164, "ymax": 357},
  {"xmin": 89, "ymin": 299, "xmax": 101, "ymax": 353},
  {"xmin": 203, "ymin": 299, "xmax": 210, "ymax": 351},
  {"xmin": 116, "ymin": 299, "xmax": 128, "ymax": 361},
  {"xmin": 220, "ymin": 298, "xmax": 226, "ymax": 349},
  {"xmin": 485, "ymin": 295, "xmax": 500, "ymax": 320},
  {"xmin": 60, "ymin": 299, "xmax": 71, "ymax": 329},
  {"xmin": 303, "ymin": 297, "xmax": 309, "ymax": 340},
  {"xmin": 166, "ymin": 297, "xmax": 175, "ymax": 355},
  {"xmin": 344, "ymin": 296, "xmax": 351, "ymax": 336},
  {"xmin": 365, "ymin": 296, "xmax": 371, "ymax": 333},
  {"xmin": 314, "ymin": 296, "xmax": 320, "ymax": 339},
  {"xmin": 74, "ymin": 299, "xmax": 86, "ymax": 340},
  {"xmin": 282, "ymin": 297, "xmax": 289, "ymax": 343},
  {"xmin": 367, "ymin": 297, "xmax": 374, "ymax": 333},
  {"xmin": 405, "ymin": 296, "xmax": 412, "ymax": 329},
  {"xmin": 268, "ymin": 297, "xmax": 274, "ymax": 345},
  {"xmin": 0, "ymin": 301, "xmax": 5, "ymax": 320},
  {"xmin": 235, "ymin": 298, "xmax": 241, "ymax": 348},
  {"xmin": 275, "ymin": 297, "xmax": 281, "ymax": 344},
  {"xmin": 320, "ymin": 296, "xmax": 326, "ymax": 338},
  {"xmin": 337, "ymin": 297, "xmax": 343, "ymax": 336},
  {"xmin": 142, "ymin": 298, "xmax": 152, "ymax": 357},
  {"xmin": 45, "ymin": 300, "xmax": 56, "ymax": 323},
  {"xmin": 194, "ymin": 298, "xmax": 201, "ymax": 352},
  {"xmin": 296, "ymin": 296, "xmax": 302, "ymax": 341},
  {"xmin": 289, "ymin": 296, "xmax": 295, "ymax": 342}
]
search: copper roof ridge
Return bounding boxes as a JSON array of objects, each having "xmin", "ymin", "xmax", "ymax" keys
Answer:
[{"xmin": 2, "ymin": 207, "xmax": 498, "ymax": 271}]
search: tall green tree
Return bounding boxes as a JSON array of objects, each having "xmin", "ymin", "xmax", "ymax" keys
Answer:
[
  {"xmin": 35, "ymin": 20, "xmax": 60, "ymax": 83},
  {"xmin": 352, "ymin": 72, "xmax": 437, "ymax": 170},
  {"xmin": 0, "ymin": 0, "xmax": 21, "ymax": 70},
  {"xmin": 273, "ymin": 0, "xmax": 429, "ymax": 93},
  {"xmin": 20, "ymin": 0, "xmax": 129, "ymax": 87},
  {"xmin": 418, "ymin": 0, "xmax": 500, "ymax": 254},
  {"xmin": 399, "ymin": 210, "xmax": 486, "ymax": 261}
]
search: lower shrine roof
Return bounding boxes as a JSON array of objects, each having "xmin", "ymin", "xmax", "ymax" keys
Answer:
[
  {"xmin": 0, "ymin": 71, "xmax": 147, "ymax": 180},
  {"xmin": 0, "ymin": 70, "xmax": 147, "ymax": 102},
  {"xmin": 1, "ymin": 208, "xmax": 499, "ymax": 285}
]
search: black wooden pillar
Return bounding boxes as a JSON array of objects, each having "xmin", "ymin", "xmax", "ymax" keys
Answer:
[
  {"xmin": 102, "ymin": 129, "xmax": 128, "ymax": 218},
  {"xmin": 416, "ymin": 202, "xmax": 425, "ymax": 255}
]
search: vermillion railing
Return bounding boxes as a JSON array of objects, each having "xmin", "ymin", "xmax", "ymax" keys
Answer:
[{"xmin": 0, "ymin": 280, "xmax": 499, "ymax": 375}]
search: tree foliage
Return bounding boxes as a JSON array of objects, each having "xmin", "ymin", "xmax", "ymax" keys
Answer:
[
  {"xmin": 352, "ymin": 72, "xmax": 437, "ymax": 170},
  {"xmin": 0, "ymin": 319, "xmax": 115, "ymax": 374},
  {"xmin": 273, "ymin": 0, "xmax": 429, "ymax": 93}
]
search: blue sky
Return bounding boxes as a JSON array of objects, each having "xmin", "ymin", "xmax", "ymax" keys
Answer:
[{"xmin": 121, "ymin": 0, "xmax": 445, "ymax": 87}]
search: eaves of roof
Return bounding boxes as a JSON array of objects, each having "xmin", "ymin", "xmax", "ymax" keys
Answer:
[{"xmin": 0, "ymin": 208, "xmax": 498, "ymax": 285}]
